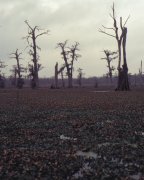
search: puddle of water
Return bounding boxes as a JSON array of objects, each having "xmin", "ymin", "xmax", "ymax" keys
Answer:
[
  {"xmin": 60, "ymin": 134, "xmax": 77, "ymax": 141},
  {"xmin": 106, "ymin": 120, "xmax": 113, "ymax": 123},
  {"xmin": 73, "ymin": 163, "xmax": 92, "ymax": 179},
  {"xmin": 135, "ymin": 131, "xmax": 144, "ymax": 136},
  {"xmin": 130, "ymin": 173, "xmax": 142, "ymax": 180},
  {"xmin": 75, "ymin": 151, "xmax": 97, "ymax": 159},
  {"xmin": 97, "ymin": 142, "xmax": 110, "ymax": 148},
  {"xmin": 92, "ymin": 91, "xmax": 109, "ymax": 93}
]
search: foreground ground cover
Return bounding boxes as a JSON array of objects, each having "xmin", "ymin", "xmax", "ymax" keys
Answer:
[{"xmin": 0, "ymin": 88, "xmax": 144, "ymax": 179}]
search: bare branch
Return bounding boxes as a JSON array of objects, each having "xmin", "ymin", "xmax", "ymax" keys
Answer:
[
  {"xmin": 99, "ymin": 28, "xmax": 116, "ymax": 38},
  {"xmin": 57, "ymin": 40, "xmax": 68, "ymax": 48},
  {"xmin": 24, "ymin": 20, "xmax": 33, "ymax": 31},
  {"xmin": 101, "ymin": 57, "xmax": 107, "ymax": 60},
  {"xmin": 36, "ymin": 30, "xmax": 49, "ymax": 39},
  {"xmin": 120, "ymin": 17, "xmax": 123, "ymax": 30},
  {"xmin": 123, "ymin": 15, "xmax": 130, "ymax": 27},
  {"xmin": 102, "ymin": 25, "xmax": 115, "ymax": 31}
]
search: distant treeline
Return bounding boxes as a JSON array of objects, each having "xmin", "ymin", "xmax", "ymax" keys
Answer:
[{"xmin": 2, "ymin": 74, "xmax": 144, "ymax": 89}]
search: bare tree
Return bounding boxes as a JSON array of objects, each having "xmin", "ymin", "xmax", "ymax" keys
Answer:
[
  {"xmin": 10, "ymin": 49, "xmax": 23, "ymax": 78},
  {"xmin": 139, "ymin": 60, "xmax": 144, "ymax": 85},
  {"xmin": 99, "ymin": 3, "xmax": 130, "ymax": 90},
  {"xmin": 10, "ymin": 49, "xmax": 26, "ymax": 88},
  {"xmin": 77, "ymin": 68, "xmax": 84, "ymax": 87},
  {"xmin": 139, "ymin": 60, "xmax": 143, "ymax": 76},
  {"xmin": 0, "ymin": 61, "xmax": 6, "ymax": 88},
  {"xmin": 0, "ymin": 60, "xmax": 6, "ymax": 75},
  {"xmin": 57, "ymin": 40, "xmax": 81, "ymax": 88},
  {"xmin": 24, "ymin": 20, "xmax": 49, "ymax": 88},
  {"xmin": 10, "ymin": 65, "xmax": 17, "ymax": 87},
  {"xmin": 55, "ymin": 62, "xmax": 65, "ymax": 88},
  {"xmin": 101, "ymin": 50, "xmax": 117, "ymax": 83}
]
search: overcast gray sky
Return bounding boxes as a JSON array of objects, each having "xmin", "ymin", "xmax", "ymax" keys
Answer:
[{"xmin": 0, "ymin": 0, "xmax": 143, "ymax": 78}]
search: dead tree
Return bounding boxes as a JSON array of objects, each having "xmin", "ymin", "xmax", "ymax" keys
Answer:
[
  {"xmin": 60, "ymin": 71, "xmax": 65, "ymax": 88},
  {"xmin": 55, "ymin": 62, "xmax": 58, "ymax": 88},
  {"xmin": 10, "ymin": 49, "xmax": 22, "ymax": 79},
  {"xmin": 101, "ymin": 50, "xmax": 117, "ymax": 83},
  {"xmin": 77, "ymin": 68, "xmax": 84, "ymax": 87},
  {"xmin": 24, "ymin": 20, "xmax": 49, "ymax": 88},
  {"xmin": 27, "ymin": 63, "xmax": 43, "ymax": 89},
  {"xmin": 0, "ymin": 61, "xmax": 6, "ymax": 73},
  {"xmin": 57, "ymin": 40, "xmax": 81, "ymax": 88},
  {"xmin": 55, "ymin": 62, "xmax": 65, "ymax": 88},
  {"xmin": 68, "ymin": 42, "xmax": 81, "ymax": 87},
  {"xmin": 139, "ymin": 60, "xmax": 144, "ymax": 85},
  {"xmin": 0, "ymin": 61, "xmax": 6, "ymax": 88},
  {"xmin": 99, "ymin": 3, "xmax": 130, "ymax": 90},
  {"xmin": 139, "ymin": 60, "xmax": 143, "ymax": 75},
  {"xmin": 10, "ymin": 49, "xmax": 25, "ymax": 88},
  {"xmin": 10, "ymin": 65, "xmax": 17, "ymax": 87},
  {"xmin": 119, "ymin": 27, "xmax": 130, "ymax": 90}
]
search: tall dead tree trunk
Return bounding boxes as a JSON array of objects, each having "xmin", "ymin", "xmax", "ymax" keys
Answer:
[
  {"xmin": 77, "ymin": 68, "xmax": 84, "ymax": 87},
  {"xmin": 68, "ymin": 67, "xmax": 73, "ymax": 88},
  {"xmin": 139, "ymin": 60, "xmax": 144, "ymax": 85},
  {"xmin": 24, "ymin": 20, "xmax": 49, "ymax": 88},
  {"xmin": 0, "ymin": 61, "xmax": 6, "ymax": 88},
  {"xmin": 61, "ymin": 70, "xmax": 65, "ymax": 88},
  {"xmin": 120, "ymin": 28, "xmax": 130, "ymax": 90},
  {"xmin": 57, "ymin": 41, "xmax": 71, "ymax": 88},
  {"xmin": 99, "ymin": 3, "xmax": 130, "ymax": 91},
  {"xmin": 54, "ymin": 62, "xmax": 66, "ymax": 88},
  {"xmin": 10, "ymin": 49, "xmax": 22, "ymax": 78},
  {"xmin": 55, "ymin": 62, "xmax": 58, "ymax": 88},
  {"xmin": 10, "ymin": 49, "xmax": 25, "ymax": 88}
]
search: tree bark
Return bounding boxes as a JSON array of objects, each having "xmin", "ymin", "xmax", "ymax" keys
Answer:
[
  {"xmin": 55, "ymin": 62, "xmax": 58, "ymax": 88},
  {"xmin": 61, "ymin": 71, "xmax": 65, "ymax": 88},
  {"xmin": 117, "ymin": 28, "xmax": 130, "ymax": 90},
  {"xmin": 33, "ymin": 35, "xmax": 39, "ymax": 87}
]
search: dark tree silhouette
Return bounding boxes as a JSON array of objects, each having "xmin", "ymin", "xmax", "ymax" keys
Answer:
[
  {"xmin": 10, "ymin": 49, "xmax": 25, "ymax": 88},
  {"xmin": 139, "ymin": 60, "xmax": 143, "ymax": 76},
  {"xmin": 24, "ymin": 20, "xmax": 49, "ymax": 88},
  {"xmin": 139, "ymin": 60, "xmax": 144, "ymax": 85},
  {"xmin": 57, "ymin": 40, "xmax": 81, "ymax": 88},
  {"xmin": 55, "ymin": 62, "xmax": 65, "ymax": 88},
  {"xmin": 77, "ymin": 68, "xmax": 84, "ymax": 87},
  {"xmin": 101, "ymin": 50, "xmax": 117, "ymax": 83},
  {"xmin": 99, "ymin": 3, "xmax": 130, "ymax": 90},
  {"xmin": 10, "ymin": 65, "xmax": 17, "ymax": 87},
  {"xmin": 0, "ymin": 61, "xmax": 6, "ymax": 88}
]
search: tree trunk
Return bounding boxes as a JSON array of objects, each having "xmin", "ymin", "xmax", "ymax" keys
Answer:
[
  {"xmin": 61, "ymin": 71, "xmax": 65, "ymax": 88},
  {"xmin": 33, "ymin": 35, "xmax": 39, "ymax": 88},
  {"xmin": 55, "ymin": 62, "xmax": 58, "ymax": 88},
  {"xmin": 116, "ymin": 28, "xmax": 130, "ymax": 91},
  {"xmin": 117, "ymin": 41, "xmax": 122, "ymax": 89},
  {"xmin": 68, "ymin": 73, "xmax": 73, "ymax": 88}
]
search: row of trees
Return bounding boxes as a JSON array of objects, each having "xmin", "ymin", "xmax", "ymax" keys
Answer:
[
  {"xmin": 0, "ymin": 3, "xmax": 142, "ymax": 91},
  {"xmin": 0, "ymin": 20, "xmax": 83, "ymax": 89}
]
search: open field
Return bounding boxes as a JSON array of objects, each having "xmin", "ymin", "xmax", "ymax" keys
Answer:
[{"xmin": 0, "ymin": 88, "xmax": 144, "ymax": 179}]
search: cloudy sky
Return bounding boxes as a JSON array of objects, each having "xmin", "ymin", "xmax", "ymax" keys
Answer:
[{"xmin": 0, "ymin": 0, "xmax": 144, "ymax": 78}]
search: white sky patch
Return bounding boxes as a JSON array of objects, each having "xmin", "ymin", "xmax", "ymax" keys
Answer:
[
  {"xmin": 41, "ymin": 0, "xmax": 59, "ymax": 13},
  {"xmin": 0, "ymin": 4, "xmax": 14, "ymax": 17}
]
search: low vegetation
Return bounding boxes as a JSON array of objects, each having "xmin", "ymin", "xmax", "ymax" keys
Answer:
[{"xmin": 0, "ymin": 88, "xmax": 144, "ymax": 179}]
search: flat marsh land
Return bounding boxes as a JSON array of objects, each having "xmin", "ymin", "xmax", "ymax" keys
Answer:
[{"xmin": 0, "ymin": 88, "xmax": 144, "ymax": 179}]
